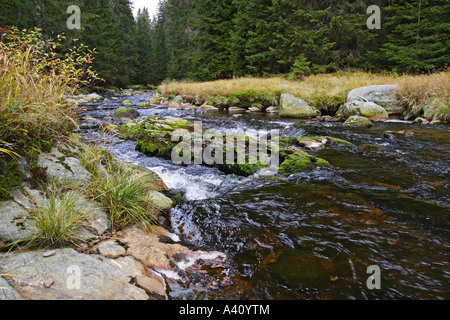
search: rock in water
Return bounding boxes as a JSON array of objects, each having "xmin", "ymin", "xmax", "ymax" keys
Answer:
[
  {"xmin": 337, "ymin": 100, "xmax": 389, "ymax": 121},
  {"xmin": 344, "ymin": 115, "xmax": 373, "ymax": 127},
  {"xmin": 169, "ymin": 95, "xmax": 184, "ymax": 109},
  {"xmin": 279, "ymin": 93, "xmax": 320, "ymax": 118},
  {"xmin": 113, "ymin": 107, "xmax": 139, "ymax": 120},
  {"xmin": 346, "ymin": 85, "xmax": 402, "ymax": 116}
]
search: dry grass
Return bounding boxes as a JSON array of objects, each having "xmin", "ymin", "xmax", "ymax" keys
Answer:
[
  {"xmin": 159, "ymin": 71, "xmax": 450, "ymax": 119},
  {"xmin": 0, "ymin": 28, "xmax": 98, "ymax": 158},
  {"xmin": 396, "ymin": 72, "xmax": 450, "ymax": 120}
]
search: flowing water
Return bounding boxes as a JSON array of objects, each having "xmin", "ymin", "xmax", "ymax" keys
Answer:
[{"xmin": 78, "ymin": 92, "xmax": 450, "ymax": 300}]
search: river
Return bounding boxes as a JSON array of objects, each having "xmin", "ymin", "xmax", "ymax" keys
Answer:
[{"xmin": 78, "ymin": 91, "xmax": 450, "ymax": 300}]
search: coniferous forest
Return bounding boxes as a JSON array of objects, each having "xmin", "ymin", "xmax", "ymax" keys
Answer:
[
  {"xmin": 1, "ymin": 0, "xmax": 448, "ymax": 87},
  {"xmin": 1, "ymin": 0, "xmax": 450, "ymax": 302}
]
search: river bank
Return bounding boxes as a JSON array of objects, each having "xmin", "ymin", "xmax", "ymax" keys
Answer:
[
  {"xmin": 0, "ymin": 130, "xmax": 232, "ymax": 300},
  {"xmin": 158, "ymin": 72, "xmax": 450, "ymax": 122}
]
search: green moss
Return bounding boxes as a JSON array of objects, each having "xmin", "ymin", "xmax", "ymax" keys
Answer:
[
  {"xmin": 278, "ymin": 146, "xmax": 329, "ymax": 176},
  {"xmin": 0, "ymin": 157, "xmax": 23, "ymax": 200},
  {"xmin": 119, "ymin": 120, "xmax": 145, "ymax": 140},
  {"xmin": 224, "ymin": 160, "xmax": 268, "ymax": 177},
  {"xmin": 136, "ymin": 133, "xmax": 176, "ymax": 159}
]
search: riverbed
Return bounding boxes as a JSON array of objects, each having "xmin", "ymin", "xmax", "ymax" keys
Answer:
[{"xmin": 78, "ymin": 91, "xmax": 450, "ymax": 300}]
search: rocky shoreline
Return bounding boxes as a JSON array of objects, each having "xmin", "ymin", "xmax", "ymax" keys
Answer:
[{"xmin": 0, "ymin": 139, "xmax": 230, "ymax": 300}]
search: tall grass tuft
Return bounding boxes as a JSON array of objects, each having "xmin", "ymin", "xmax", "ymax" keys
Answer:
[
  {"xmin": 78, "ymin": 144, "xmax": 159, "ymax": 230},
  {"xmin": 30, "ymin": 191, "xmax": 87, "ymax": 248},
  {"xmin": 88, "ymin": 169, "xmax": 159, "ymax": 230}
]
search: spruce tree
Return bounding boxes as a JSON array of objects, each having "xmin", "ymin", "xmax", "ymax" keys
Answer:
[
  {"xmin": 192, "ymin": 0, "xmax": 236, "ymax": 80},
  {"xmin": 80, "ymin": 0, "xmax": 125, "ymax": 86},
  {"xmin": 111, "ymin": 0, "xmax": 137, "ymax": 84},
  {"xmin": 381, "ymin": 0, "xmax": 450, "ymax": 73},
  {"xmin": 134, "ymin": 8, "xmax": 154, "ymax": 85}
]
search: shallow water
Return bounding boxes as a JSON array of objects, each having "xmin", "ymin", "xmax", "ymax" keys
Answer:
[{"xmin": 79, "ymin": 92, "xmax": 450, "ymax": 300}]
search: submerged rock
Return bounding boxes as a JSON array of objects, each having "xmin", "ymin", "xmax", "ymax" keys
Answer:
[{"xmin": 279, "ymin": 93, "xmax": 320, "ymax": 118}]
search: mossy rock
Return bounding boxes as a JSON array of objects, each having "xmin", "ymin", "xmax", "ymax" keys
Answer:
[
  {"xmin": 279, "ymin": 93, "xmax": 321, "ymax": 118},
  {"xmin": 119, "ymin": 119, "xmax": 145, "ymax": 140},
  {"xmin": 344, "ymin": 115, "xmax": 373, "ymax": 127},
  {"xmin": 136, "ymin": 133, "xmax": 177, "ymax": 159},
  {"xmin": 278, "ymin": 146, "xmax": 329, "ymax": 176},
  {"xmin": 113, "ymin": 107, "xmax": 139, "ymax": 120},
  {"xmin": 337, "ymin": 101, "xmax": 388, "ymax": 121},
  {"xmin": 121, "ymin": 100, "xmax": 133, "ymax": 105},
  {"xmin": 139, "ymin": 102, "xmax": 153, "ymax": 108},
  {"xmin": 105, "ymin": 123, "xmax": 120, "ymax": 134}
]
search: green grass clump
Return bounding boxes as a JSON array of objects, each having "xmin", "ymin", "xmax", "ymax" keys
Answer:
[
  {"xmin": 30, "ymin": 191, "xmax": 87, "ymax": 248},
  {"xmin": 88, "ymin": 170, "xmax": 158, "ymax": 230},
  {"xmin": 77, "ymin": 144, "xmax": 160, "ymax": 230}
]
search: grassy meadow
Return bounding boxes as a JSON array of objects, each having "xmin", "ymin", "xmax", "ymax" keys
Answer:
[{"xmin": 159, "ymin": 71, "xmax": 450, "ymax": 120}]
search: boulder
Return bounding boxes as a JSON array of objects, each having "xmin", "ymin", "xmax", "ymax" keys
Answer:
[
  {"xmin": 169, "ymin": 95, "xmax": 184, "ymax": 108},
  {"xmin": 344, "ymin": 115, "xmax": 373, "ymax": 127},
  {"xmin": 121, "ymin": 100, "xmax": 133, "ymax": 105},
  {"xmin": 0, "ymin": 248, "xmax": 149, "ymax": 300},
  {"xmin": 113, "ymin": 107, "xmax": 139, "ymax": 120},
  {"xmin": 228, "ymin": 107, "xmax": 246, "ymax": 113},
  {"xmin": 346, "ymin": 85, "xmax": 402, "ymax": 115},
  {"xmin": 337, "ymin": 100, "xmax": 389, "ymax": 121},
  {"xmin": 196, "ymin": 105, "xmax": 219, "ymax": 113},
  {"xmin": 85, "ymin": 93, "xmax": 103, "ymax": 101},
  {"xmin": 265, "ymin": 106, "xmax": 279, "ymax": 113},
  {"xmin": 148, "ymin": 192, "xmax": 173, "ymax": 212},
  {"xmin": 279, "ymin": 93, "xmax": 320, "ymax": 118}
]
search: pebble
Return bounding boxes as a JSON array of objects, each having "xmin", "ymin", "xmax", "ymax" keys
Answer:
[{"xmin": 42, "ymin": 250, "xmax": 57, "ymax": 258}]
